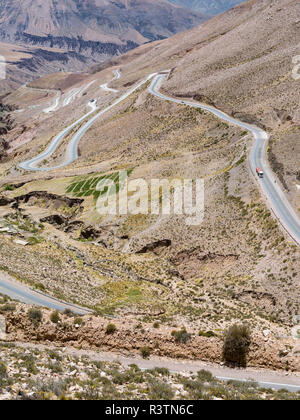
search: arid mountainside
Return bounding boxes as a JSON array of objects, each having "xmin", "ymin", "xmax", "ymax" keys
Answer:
[
  {"xmin": 0, "ymin": 0, "xmax": 206, "ymax": 90},
  {"xmin": 0, "ymin": 0, "xmax": 299, "ymax": 372},
  {"xmin": 168, "ymin": 0, "xmax": 244, "ymax": 15},
  {"xmin": 0, "ymin": 41, "xmax": 91, "ymax": 93},
  {"xmin": 104, "ymin": 0, "xmax": 300, "ymax": 199},
  {"xmin": 0, "ymin": 0, "xmax": 205, "ymax": 55}
]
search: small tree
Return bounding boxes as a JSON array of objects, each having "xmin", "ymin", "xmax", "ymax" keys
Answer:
[{"xmin": 223, "ymin": 324, "xmax": 251, "ymax": 367}]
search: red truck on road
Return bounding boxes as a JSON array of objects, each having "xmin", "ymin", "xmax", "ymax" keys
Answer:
[{"xmin": 256, "ymin": 167, "xmax": 264, "ymax": 178}]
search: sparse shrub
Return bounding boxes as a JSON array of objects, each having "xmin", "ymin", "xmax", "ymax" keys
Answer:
[
  {"xmin": 36, "ymin": 283, "xmax": 45, "ymax": 292},
  {"xmin": 106, "ymin": 323, "xmax": 116, "ymax": 334},
  {"xmin": 47, "ymin": 361, "xmax": 63, "ymax": 374},
  {"xmin": 197, "ymin": 369, "xmax": 214, "ymax": 383},
  {"xmin": 171, "ymin": 328, "xmax": 191, "ymax": 344},
  {"xmin": 47, "ymin": 350, "xmax": 63, "ymax": 361},
  {"xmin": 3, "ymin": 184, "xmax": 14, "ymax": 191},
  {"xmin": 140, "ymin": 346, "xmax": 151, "ymax": 359},
  {"xmin": 147, "ymin": 367, "xmax": 170, "ymax": 376},
  {"xmin": 50, "ymin": 311, "xmax": 60, "ymax": 324},
  {"xmin": 198, "ymin": 330, "xmax": 217, "ymax": 338},
  {"xmin": 28, "ymin": 308, "xmax": 42, "ymax": 324},
  {"xmin": 148, "ymin": 379, "xmax": 174, "ymax": 400},
  {"xmin": 64, "ymin": 309, "xmax": 74, "ymax": 317},
  {"xmin": 223, "ymin": 324, "xmax": 251, "ymax": 367},
  {"xmin": 0, "ymin": 303, "xmax": 16, "ymax": 312},
  {"xmin": 153, "ymin": 322, "xmax": 160, "ymax": 329},
  {"xmin": 73, "ymin": 317, "xmax": 83, "ymax": 326},
  {"xmin": 180, "ymin": 377, "xmax": 204, "ymax": 399},
  {"xmin": 35, "ymin": 379, "xmax": 68, "ymax": 398},
  {"xmin": 0, "ymin": 361, "xmax": 7, "ymax": 377},
  {"xmin": 20, "ymin": 354, "xmax": 38, "ymax": 374},
  {"xmin": 27, "ymin": 236, "xmax": 43, "ymax": 245}
]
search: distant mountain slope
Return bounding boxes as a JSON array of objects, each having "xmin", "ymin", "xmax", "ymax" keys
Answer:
[
  {"xmin": 112, "ymin": 0, "xmax": 300, "ymax": 126},
  {"xmin": 0, "ymin": 0, "xmax": 207, "ymax": 90},
  {"xmin": 167, "ymin": 0, "xmax": 244, "ymax": 15},
  {"xmin": 105, "ymin": 0, "xmax": 300, "ymax": 206},
  {"xmin": 0, "ymin": 0, "xmax": 205, "ymax": 54}
]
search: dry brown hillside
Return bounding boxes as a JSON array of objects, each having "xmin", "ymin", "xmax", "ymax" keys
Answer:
[
  {"xmin": 102, "ymin": 0, "xmax": 300, "ymax": 200},
  {"xmin": 0, "ymin": 0, "xmax": 299, "ymax": 369}
]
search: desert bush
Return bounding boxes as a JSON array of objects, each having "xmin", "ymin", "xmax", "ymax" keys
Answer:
[
  {"xmin": 148, "ymin": 379, "xmax": 174, "ymax": 400},
  {"xmin": 0, "ymin": 361, "xmax": 7, "ymax": 377},
  {"xmin": 198, "ymin": 330, "xmax": 217, "ymax": 338},
  {"xmin": 180, "ymin": 377, "xmax": 204, "ymax": 400},
  {"xmin": 149, "ymin": 367, "xmax": 170, "ymax": 376},
  {"xmin": 47, "ymin": 361, "xmax": 63, "ymax": 374},
  {"xmin": 3, "ymin": 184, "xmax": 15, "ymax": 191},
  {"xmin": 28, "ymin": 308, "xmax": 42, "ymax": 323},
  {"xmin": 73, "ymin": 317, "xmax": 83, "ymax": 326},
  {"xmin": 0, "ymin": 303, "xmax": 16, "ymax": 312},
  {"xmin": 50, "ymin": 311, "xmax": 60, "ymax": 324},
  {"xmin": 197, "ymin": 369, "xmax": 214, "ymax": 383},
  {"xmin": 20, "ymin": 354, "xmax": 38, "ymax": 374},
  {"xmin": 140, "ymin": 347, "xmax": 151, "ymax": 359},
  {"xmin": 106, "ymin": 323, "xmax": 116, "ymax": 334},
  {"xmin": 47, "ymin": 350, "xmax": 63, "ymax": 361},
  {"xmin": 35, "ymin": 379, "xmax": 68, "ymax": 398},
  {"xmin": 64, "ymin": 308, "xmax": 74, "ymax": 317},
  {"xmin": 171, "ymin": 328, "xmax": 191, "ymax": 344},
  {"xmin": 223, "ymin": 324, "xmax": 251, "ymax": 367}
]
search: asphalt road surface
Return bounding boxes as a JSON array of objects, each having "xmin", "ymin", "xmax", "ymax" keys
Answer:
[
  {"xmin": 14, "ymin": 342, "xmax": 300, "ymax": 392},
  {"xmin": 149, "ymin": 74, "xmax": 300, "ymax": 247},
  {"xmin": 0, "ymin": 273, "xmax": 92, "ymax": 315}
]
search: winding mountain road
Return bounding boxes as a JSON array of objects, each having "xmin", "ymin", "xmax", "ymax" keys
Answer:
[
  {"xmin": 100, "ymin": 69, "xmax": 120, "ymax": 92},
  {"xmin": 149, "ymin": 74, "xmax": 300, "ymax": 247},
  {"xmin": 21, "ymin": 83, "xmax": 61, "ymax": 114},
  {"xmin": 16, "ymin": 70, "xmax": 300, "ymax": 297},
  {"xmin": 62, "ymin": 81, "xmax": 95, "ymax": 107},
  {"xmin": 6, "ymin": 70, "xmax": 300, "ymax": 392},
  {"xmin": 19, "ymin": 70, "xmax": 300, "ymax": 247},
  {"xmin": 19, "ymin": 101, "xmax": 98, "ymax": 171},
  {"xmin": 19, "ymin": 70, "xmax": 158, "ymax": 172},
  {"xmin": 43, "ymin": 90, "xmax": 61, "ymax": 114},
  {"xmin": 0, "ymin": 272, "xmax": 92, "ymax": 315}
]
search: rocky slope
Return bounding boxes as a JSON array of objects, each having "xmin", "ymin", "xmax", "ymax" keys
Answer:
[
  {"xmin": 1, "ymin": 342, "xmax": 298, "ymax": 400},
  {"xmin": 1, "ymin": 302, "xmax": 300, "ymax": 372}
]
